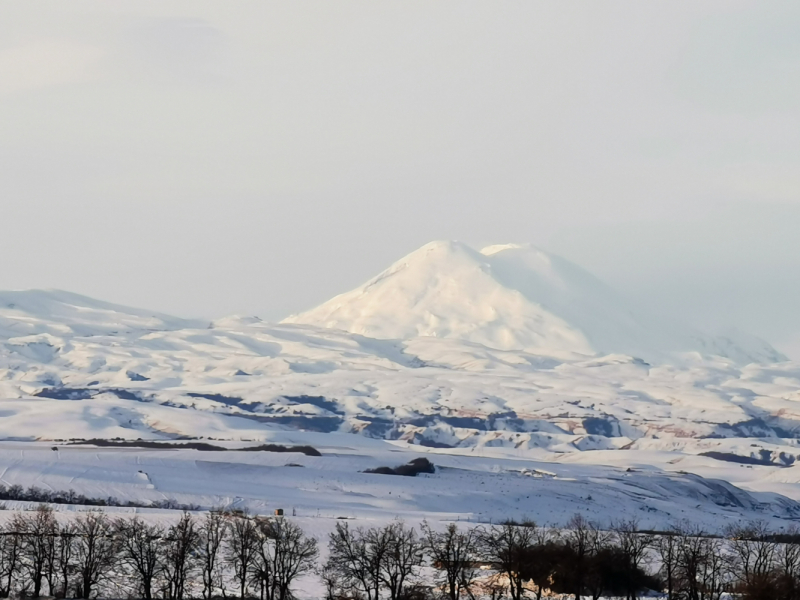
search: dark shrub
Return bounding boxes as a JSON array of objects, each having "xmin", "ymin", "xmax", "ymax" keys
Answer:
[
  {"xmin": 364, "ymin": 458, "xmax": 435, "ymax": 477},
  {"xmin": 239, "ymin": 444, "xmax": 322, "ymax": 456}
]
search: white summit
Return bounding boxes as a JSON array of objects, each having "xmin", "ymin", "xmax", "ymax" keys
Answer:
[{"xmin": 284, "ymin": 240, "xmax": 783, "ymax": 363}]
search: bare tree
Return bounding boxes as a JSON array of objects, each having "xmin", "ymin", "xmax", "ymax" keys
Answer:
[
  {"xmin": 326, "ymin": 522, "xmax": 391, "ymax": 600},
  {"xmin": 776, "ymin": 525, "xmax": 800, "ymax": 600},
  {"xmin": 583, "ymin": 545, "xmax": 625, "ymax": 600},
  {"xmin": 115, "ymin": 516, "xmax": 164, "ymax": 600},
  {"xmin": 162, "ymin": 512, "xmax": 200, "ymax": 600},
  {"xmin": 17, "ymin": 506, "xmax": 58, "ymax": 597},
  {"xmin": 611, "ymin": 518, "xmax": 653, "ymax": 600},
  {"xmin": 562, "ymin": 514, "xmax": 605, "ymax": 600},
  {"xmin": 480, "ymin": 521, "xmax": 539, "ymax": 600},
  {"xmin": 526, "ymin": 526, "xmax": 560, "ymax": 600},
  {"xmin": 674, "ymin": 526, "xmax": 706, "ymax": 600},
  {"xmin": 252, "ymin": 517, "xmax": 319, "ymax": 600},
  {"xmin": 726, "ymin": 521, "xmax": 777, "ymax": 597},
  {"xmin": 380, "ymin": 522, "xmax": 423, "ymax": 600},
  {"xmin": 657, "ymin": 530, "xmax": 680, "ymax": 600},
  {"xmin": 0, "ymin": 521, "xmax": 22, "ymax": 598},
  {"xmin": 319, "ymin": 563, "xmax": 341, "ymax": 600},
  {"xmin": 54, "ymin": 521, "xmax": 78, "ymax": 599},
  {"xmin": 227, "ymin": 512, "xmax": 259, "ymax": 599},
  {"xmin": 271, "ymin": 517, "xmax": 318, "ymax": 600},
  {"xmin": 701, "ymin": 537, "xmax": 729, "ymax": 600},
  {"xmin": 422, "ymin": 521, "xmax": 480, "ymax": 600},
  {"xmin": 674, "ymin": 524, "xmax": 729, "ymax": 600},
  {"xmin": 74, "ymin": 510, "xmax": 118, "ymax": 599},
  {"xmin": 199, "ymin": 510, "xmax": 229, "ymax": 599}
]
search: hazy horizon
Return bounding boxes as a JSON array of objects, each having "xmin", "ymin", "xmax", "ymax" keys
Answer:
[{"xmin": 2, "ymin": 2, "xmax": 799, "ymax": 357}]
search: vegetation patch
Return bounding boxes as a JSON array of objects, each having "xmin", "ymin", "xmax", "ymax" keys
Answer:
[
  {"xmin": 238, "ymin": 443, "xmax": 322, "ymax": 456},
  {"xmin": 364, "ymin": 457, "xmax": 435, "ymax": 476},
  {"xmin": 700, "ymin": 451, "xmax": 778, "ymax": 466},
  {"xmin": 0, "ymin": 483, "xmax": 199, "ymax": 510},
  {"xmin": 68, "ymin": 439, "xmax": 322, "ymax": 456}
]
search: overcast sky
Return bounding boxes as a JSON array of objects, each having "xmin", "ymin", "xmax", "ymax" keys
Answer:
[{"xmin": 2, "ymin": 1, "xmax": 799, "ymax": 356}]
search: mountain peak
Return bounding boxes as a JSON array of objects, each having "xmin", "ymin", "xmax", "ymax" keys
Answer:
[
  {"xmin": 480, "ymin": 242, "xmax": 538, "ymax": 255},
  {"xmin": 284, "ymin": 240, "xmax": 784, "ymax": 364}
]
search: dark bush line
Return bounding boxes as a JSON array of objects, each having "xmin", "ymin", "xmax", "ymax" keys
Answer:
[
  {"xmin": 66, "ymin": 439, "xmax": 322, "ymax": 456},
  {"xmin": 768, "ymin": 532, "xmax": 800, "ymax": 544},
  {"xmin": 700, "ymin": 450, "xmax": 779, "ymax": 466},
  {"xmin": 238, "ymin": 443, "xmax": 322, "ymax": 456},
  {"xmin": 71, "ymin": 439, "xmax": 225, "ymax": 451},
  {"xmin": 364, "ymin": 457, "xmax": 435, "ymax": 477},
  {"xmin": 0, "ymin": 484, "xmax": 200, "ymax": 511}
]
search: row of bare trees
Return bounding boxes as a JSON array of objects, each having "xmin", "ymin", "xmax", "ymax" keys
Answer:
[
  {"xmin": 0, "ymin": 507, "xmax": 317, "ymax": 600},
  {"xmin": 657, "ymin": 521, "xmax": 800, "ymax": 600},
  {"xmin": 322, "ymin": 516, "xmax": 658, "ymax": 600},
  {"xmin": 323, "ymin": 517, "xmax": 800, "ymax": 600},
  {"xmin": 3, "ymin": 507, "xmax": 800, "ymax": 600}
]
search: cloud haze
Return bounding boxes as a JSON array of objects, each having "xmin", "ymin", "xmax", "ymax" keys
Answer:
[{"xmin": 1, "ymin": 2, "xmax": 799, "ymax": 356}]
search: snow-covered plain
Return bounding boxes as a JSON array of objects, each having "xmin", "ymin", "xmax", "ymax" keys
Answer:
[
  {"xmin": 1, "ymin": 438, "xmax": 799, "ymax": 533},
  {"xmin": 2, "ymin": 241, "xmax": 800, "ymax": 530}
]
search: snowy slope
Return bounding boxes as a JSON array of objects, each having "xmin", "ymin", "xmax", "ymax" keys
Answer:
[
  {"xmin": 1, "ymin": 311, "xmax": 799, "ymax": 456},
  {"xmin": 285, "ymin": 242, "xmax": 594, "ymax": 358},
  {"xmin": 284, "ymin": 241, "xmax": 784, "ymax": 364},
  {"xmin": 0, "ymin": 289, "xmax": 205, "ymax": 338}
]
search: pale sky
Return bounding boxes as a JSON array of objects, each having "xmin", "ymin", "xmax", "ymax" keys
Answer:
[{"xmin": 1, "ymin": 2, "xmax": 799, "ymax": 356}]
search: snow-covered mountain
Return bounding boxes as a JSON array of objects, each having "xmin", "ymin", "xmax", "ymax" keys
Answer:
[
  {"xmin": 1, "ymin": 245, "xmax": 799, "ymax": 527},
  {"xmin": 0, "ymin": 289, "xmax": 206, "ymax": 339},
  {"xmin": 284, "ymin": 241, "xmax": 785, "ymax": 364}
]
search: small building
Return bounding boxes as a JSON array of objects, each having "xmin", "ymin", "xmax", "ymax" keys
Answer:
[{"xmin": 274, "ymin": 508, "xmax": 284, "ymax": 516}]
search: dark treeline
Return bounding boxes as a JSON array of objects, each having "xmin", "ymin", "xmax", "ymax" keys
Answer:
[
  {"xmin": 327, "ymin": 516, "xmax": 654, "ymax": 600},
  {"xmin": 0, "ymin": 484, "xmax": 200, "ymax": 511},
  {"xmin": 2, "ymin": 507, "xmax": 800, "ymax": 600},
  {"xmin": 324, "ymin": 517, "xmax": 800, "ymax": 600},
  {"xmin": 70, "ymin": 441, "xmax": 322, "ymax": 457},
  {"xmin": 0, "ymin": 507, "xmax": 317, "ymax": 600}
]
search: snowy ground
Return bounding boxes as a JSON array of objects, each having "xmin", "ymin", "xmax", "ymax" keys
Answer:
[
  {"xmin": 2, "ymin": 243, "xmax": 800, "ymax": 533},
  {"xmin": 1, "ymin": 436, "xmax": 799, "ymax": 534}
]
